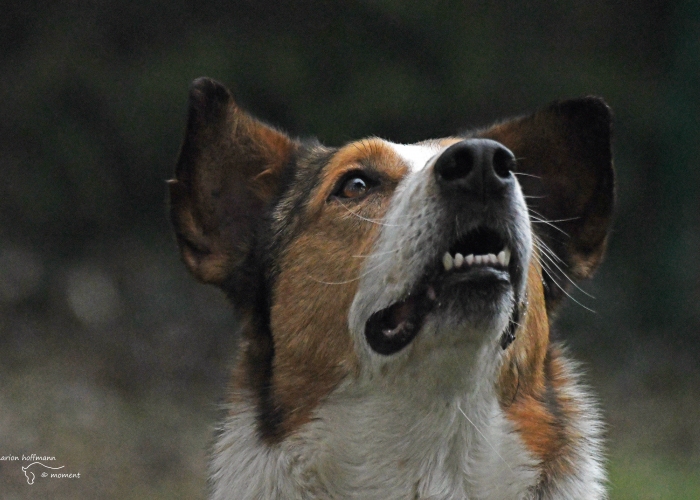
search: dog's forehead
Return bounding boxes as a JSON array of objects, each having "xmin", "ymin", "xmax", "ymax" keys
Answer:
[
  {"xmin": 373, "ymin": 138, "xmax": 462, "ymax": 173},
  {"xmin": 386, "ymin": 141, "xmax": 446, "ymax": 173},
  {"xmin": 300, "ymin": 138, "xmax": 462, "ymax": 180}
]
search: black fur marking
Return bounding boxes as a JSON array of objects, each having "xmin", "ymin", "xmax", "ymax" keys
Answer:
[
  {"xmin": 267, "ymin": 143, "xmax": 337, "ymax": 281},
  {"xmin": 500, "ymin": 299, "xmax": 522, "ymax": 350},
  {"xmin": 228, "ymin": 143, "xmax": 337, "ymax": 441},
  {"xmin": 219, "ymin": 176, "xmax": 284, "ymax": 440},
  {"xmin": 542, "ymin": 346, "xmax": 570, "ymax": 447},
  {"xmin": 543, "ymin": 367, "xmax": 566, "ymax": 428},
  {"xmin": 500, "ymin": 323, "xmax": 517, "ymax": 350},
  {"xmin": 250, "ymin": 275, "xmax": 282, "ymax": 441}
]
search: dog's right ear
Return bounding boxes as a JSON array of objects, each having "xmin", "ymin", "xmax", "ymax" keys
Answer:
[
  {"xmin": 479, "ymin": 97, "xmax": 614, "ymax": 311},
  {"xmin": 168, "ymin": 78, "xmax": 296, "ymax": 294}
]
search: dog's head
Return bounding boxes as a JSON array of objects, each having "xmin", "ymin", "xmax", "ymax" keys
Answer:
[{"xmin": 169, "ymin": 78, "xmax": 613, "ymax": 440}]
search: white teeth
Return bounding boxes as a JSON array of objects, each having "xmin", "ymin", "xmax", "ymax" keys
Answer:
[
  {"xmin": 442, "ymin": 247, "xmax": 511, "ymax": 272},
  {"xmin": 443, "ymin": 252, "xmax": 454, "ymax": 271},
  {"xmin": 497, "ymin": 250, "xmax": 506, "ymax": 266}
]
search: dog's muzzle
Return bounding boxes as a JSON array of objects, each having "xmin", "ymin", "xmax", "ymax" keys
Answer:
[{"xmin": 364, "ymin": 139, "xmax": 524, "ymax": 356}]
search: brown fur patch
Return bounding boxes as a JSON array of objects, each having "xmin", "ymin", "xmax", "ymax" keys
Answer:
[
  {"xmin": 498, "ymin": 258, "xmax": 581, "ymax": 476},
  {"xmin": 498, "ymin": 260, "xmax": 550, "ymax": 408},
  {"xmin": 246, "ymin": 139, "xmax": 409, "ymax": 438}
]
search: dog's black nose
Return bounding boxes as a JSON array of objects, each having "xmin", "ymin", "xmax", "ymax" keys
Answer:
[{"xmin": 434, "ymin": 139, "xmax": 515, "ymax": 195}]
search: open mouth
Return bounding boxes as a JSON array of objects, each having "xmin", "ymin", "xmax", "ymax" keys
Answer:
[
  {"xmin": 365, "ymin": 227, "xmax": 513, "ymax": 355},
  {"xmin": 442, "ymin": 227, "xmax": 511, "ymax": 271}
]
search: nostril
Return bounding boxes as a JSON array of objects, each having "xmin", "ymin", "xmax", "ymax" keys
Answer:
[
  {"xmin": 435, "ymin": 145, "xmax": 475, "ymax": 182},
  {"xmin": 492, "ymin": 147, "xmax": 515, "ymax": 179}
]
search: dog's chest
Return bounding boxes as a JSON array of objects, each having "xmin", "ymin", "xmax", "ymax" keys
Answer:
[{"xmin": 212, "ymin": 390, "xmax": 538, "ymax": 500}]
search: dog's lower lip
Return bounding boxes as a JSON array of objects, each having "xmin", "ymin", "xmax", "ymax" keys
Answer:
[
  {"xmin": 365, "ymin": 290, "xmax": 435, "ymax": 355},
  {"xmin": 441, "ymin": 265, "xmax": 511, "ymax": 285}
]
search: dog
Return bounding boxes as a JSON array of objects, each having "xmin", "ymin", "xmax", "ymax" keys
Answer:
[{"xmin": 168, "ymin": 77, "xmax": 614, "ymax": 499}]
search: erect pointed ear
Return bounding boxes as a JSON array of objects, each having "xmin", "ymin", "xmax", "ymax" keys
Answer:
[
  {"xmin": 168, "ymin": 78, "xmax": 296, "ymax": 297},
  {"xmin": 479, "ymin": 97, "xmax": 614, "ymax": 309}
]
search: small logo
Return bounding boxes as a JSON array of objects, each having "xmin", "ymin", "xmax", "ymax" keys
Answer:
[{"xmin": 21, "ymin": 462, "xmax": 65, "ymax": 485}]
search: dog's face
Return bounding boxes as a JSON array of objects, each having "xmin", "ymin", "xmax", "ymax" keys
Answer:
[{"xmin": 169, "ymin": 78, "xmax": 613, "ymax": 440}]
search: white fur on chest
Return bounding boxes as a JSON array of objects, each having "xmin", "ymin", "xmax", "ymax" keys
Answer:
[{"xmin": 210, "ymin": 379, "xmax": 539, "ymax": 499}]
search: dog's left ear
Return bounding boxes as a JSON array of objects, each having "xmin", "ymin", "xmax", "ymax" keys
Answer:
[{"xmin": 479, "ymin": 97, "xmax": 614, "ymax": 309}]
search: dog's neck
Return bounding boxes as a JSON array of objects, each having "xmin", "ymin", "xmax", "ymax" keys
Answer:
[{"xmin": 211, "ymin": 340, "xmax": 539, "ymax": 500}]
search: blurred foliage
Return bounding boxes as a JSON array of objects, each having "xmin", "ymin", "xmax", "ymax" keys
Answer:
[
  {"xmin": 2, "ymin": 0, "xmax": 698, "ymax": 344},
  {"xmin": 609, "ymin": 454, "xmax": 700, "ymax": 499},
  {"xmin": 1, "ymin": 0, "xmax": 699, "ymax": 497}
]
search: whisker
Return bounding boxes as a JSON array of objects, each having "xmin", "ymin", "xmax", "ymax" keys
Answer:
[
  {"xmin": 337, "ymin": 200, "xmax": 405, "ymax": 227},
  {"xmin": 534, "ymin": 233, "xmax": 585, "ymax": 282},
  {"xmin": 529, "ymin": 214, "xmax": 571, "ymax": 237},
  {"xmin": 305, "ymin": 259, "xmax": 388, "ymax": 286},
  {"xmin": 337, "ymin": 199, "xmax": 441, "ymax": 228},
  {"xmin": 306, "ymin": 276, "xmax": 361, "ymax": 285},
  {"xmin": 458, "ymin": 405, "xmax": 515, "ymax": 477},
  {"xmin": 535, "ymin": 254, "xmax": 596, "ymax": 313},
  {"xmin": 532, "ymin": 216, "xmax": 580, "ymax": 224},
  {"xmin": 528, "ymin": 208, "xmax": 580, "ymax": 227},
  {"xmin": 352, "ymin": 248, "xmax": 401, "ymax": 259},
  {"xmin": 513, "ymin": 172, "xmax": 541, "ymax": 179},
  {"xmin": 536, "ymin": 245, "xmax": 595, "ymax": 299},
  {"xmin": 533, "ymin": 234, "xmax": 565, "ymax": 265}
]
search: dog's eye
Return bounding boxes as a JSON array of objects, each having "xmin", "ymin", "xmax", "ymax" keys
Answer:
[
  {"xmin": 333, "ymin": 173, "xmax": 376, "ymax": 200},
  {"xmin": 341, "ymin": 177, "xmax": 367, "ymax": 198}
]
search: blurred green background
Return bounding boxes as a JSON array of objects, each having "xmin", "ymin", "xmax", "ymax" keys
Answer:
[{"xmin": 1, "ymin": 0, "xmax": 699, "ymax": 498}]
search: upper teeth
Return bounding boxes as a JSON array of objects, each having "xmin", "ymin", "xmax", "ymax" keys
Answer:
[{"xmin": 442, "ymin": 248, "xmax": 511, "ymax": 271}]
